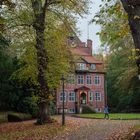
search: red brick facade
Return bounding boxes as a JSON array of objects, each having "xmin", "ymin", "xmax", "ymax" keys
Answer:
[{"xmin": 57, "ymin": 35, "xmax": 105, "ymax": 114}]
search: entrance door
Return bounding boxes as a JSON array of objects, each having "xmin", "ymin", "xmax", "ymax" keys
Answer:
[{"xmin": 80, "ymin": 92, "xmax": 86, "ymax": 104}]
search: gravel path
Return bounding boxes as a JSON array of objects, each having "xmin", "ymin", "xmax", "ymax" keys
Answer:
[{"xmin": 53, "ymin": 116, "xmax": 140, "ymax": 140}]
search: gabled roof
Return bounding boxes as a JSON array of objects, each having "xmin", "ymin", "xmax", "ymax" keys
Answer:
[
  {"xmin": 74, "ymin": 86, "xmax": 90, "ymax": 91},
  {"xmin": 82, "ymin": 56, "xmax": 103, "ymax": 64},
  {"xmin": 70, "ymin": 47, "xmax": 90, "ymax": 56}
]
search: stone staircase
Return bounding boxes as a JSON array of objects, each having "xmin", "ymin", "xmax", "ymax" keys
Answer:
[{"xmin": 79, "ymin": 104, "xmax": 95, "ymax": 114}]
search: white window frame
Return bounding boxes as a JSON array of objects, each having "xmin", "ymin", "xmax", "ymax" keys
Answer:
[
  {"xmin": 77, "ymin": 63, "xmax": 86, "ymax": 70},
  {"xmin": 60, "ymin": 92, "xmax": 67, "ymax": 102},
  {"xmin": 67, "ymin": 74, "xmax": 75, "ymax": 84},
  {"xmin": 95, "ymin": 91, "xmax": 101, "ymax": 101},
  {"xmin": 68, "ymin": 108, "xmax": 75, "ymax": 113},
  {"xmin": 90, "ymin": 64, "xmax": 96, "ymax": 70},
  {"xmin": 77, "ymin": 75, "xmax": 84, "ymax": 85},
  {"xmin": 94, "ymin": 75, "xmax": 101, "ymax": 85},
  {"xmin": 86, "ymin": 75, "xmax": 92, "ymax": 85},
  {"xmin": 95, "ymin": 108, "xmax": 101, "ymax": 112},
  {"xmin": 89, "ymin": 91, "xmax": 93, "ymax": 102},
  {"xmin": 59, "ymin": 108, "xmax": 68, "ymax": 113},
  {"xmin": 69, "ymin": 92, "xmax": 75, "ymax": 102}
]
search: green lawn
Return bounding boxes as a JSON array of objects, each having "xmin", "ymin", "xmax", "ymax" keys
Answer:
[{"xmin": 76, "ymin": 113, "xmax": 140, "ymax": 120}]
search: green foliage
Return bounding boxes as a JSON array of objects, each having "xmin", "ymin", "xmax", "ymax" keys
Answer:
[
  {"xmin": 0, "ymin": 38, "xmax": 19, "ymax": 110},
  {"xmin": 17, "ymin": 97, "xmax": 39, "ymax": 117},
  {"xmin": 7, "ymin": 112, "xmax": 32, "ymax": 122},
  {"xmin": 94, "ymin": 0, "xmax": 140, "ymax": 112},
  {"xmin": 116, "ymin": 95, "xmax": 132, "ymax": 113},
  {"xmin": 0, "ymin": 0, "xmax": 90, "ymax": 118},
  {"xmin": 82, "ymin": 106, "xmax": 96, "ymax": 114},
  {"xmin": 49, "ymin": 101, "xmax": 56, "ymax": 115}
]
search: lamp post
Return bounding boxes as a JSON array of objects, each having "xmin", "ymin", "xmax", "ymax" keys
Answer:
[
  {"xmin": 61, "ymin": 75, "xmax": 65, "ymax": 126},
  {"xmin": 138, "ymin": 74, "xmax": 140, "ymax": 80},
  {"xmin": 138, "ymin": 65, "xmax": 140, "ymax": 80}
]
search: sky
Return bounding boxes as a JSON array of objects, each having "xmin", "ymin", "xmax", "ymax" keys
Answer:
[{"xmin": 76, "ymin": 0, "xmax": 102, "ymax": 54}]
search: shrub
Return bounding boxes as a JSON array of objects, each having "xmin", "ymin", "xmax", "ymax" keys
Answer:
[
  {"xmin": 17, "ymin": 97, "xmax": 39, "ymax": 117},
  {"xmin": 8, "ymin": 112, "xmax": 32, "ymax": 122},
  {"xmin": 82, "ymin": 105, "xmax": 96, "ymax": 114},
  {"xmin": 0, "ymin": 112, "xmax": 8, "ymax": 123},
  {"xmin": 50, "ymin": 101, "xmax": 56, "ymax": 115}
]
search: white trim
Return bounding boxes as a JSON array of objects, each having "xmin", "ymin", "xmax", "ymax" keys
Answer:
[
  {"xmin": 68, "ymin": 91, "xmax": 75, "ymax": 102},
  {"xmin": 67, "ymin": 74, "xmax": 75, "ymax": 85},
  {"xmin": 86, "ymin": 75, "xmax": 92, "ymax": 85},
  {"xmin": 68, "ymin": 108, "xmax": 75, "ymax": 113},
  {"xmin": 90, "ymin": 64, "xmax": 96, "ymax": 70},
  {"xmin": 94, "ymin": 75, "xmax": 101, "ymax": 86},
  {"xmin": 77, "ymin": 75, "xmax": 84, "ymax": 85},
  {"xmin": 77, "ymin": 63, "xmax": 86, "ymax": 70},
  {"xmin": 59, "ymin": 91, "xmax": 67, "ymax": 102},
  {"xmin": 95, "ymin": 108, "xmax": 101, "ymax": 112},
  {"xmin": 95, "ymin": 91, "xmax": 101, "ymax": 101},
  {"xmin": 88, "ymin": 91, "xmax": 94, "ymax": 101}
]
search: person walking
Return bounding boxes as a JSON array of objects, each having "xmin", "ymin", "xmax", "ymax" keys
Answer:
[{"xmin": 104, "ymin": 106, "xmax": 109, "ymax": 119}]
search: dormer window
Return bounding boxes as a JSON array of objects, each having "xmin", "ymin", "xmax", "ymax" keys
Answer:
[
  {"xmin": 90, "ymin": 64, "xmax": 96, "ymax": 70},
  {"xmin": 77, "ymin": 63, "xmax": 86, "ymax": 70}
]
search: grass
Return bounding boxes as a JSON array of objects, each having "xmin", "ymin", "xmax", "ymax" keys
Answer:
[{"xmin": 75, "ymin": 113, "xmax": 140, "ymax": 120}]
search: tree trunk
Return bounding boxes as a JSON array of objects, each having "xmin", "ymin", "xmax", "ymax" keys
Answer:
[
  {"xmin": 31, "ymin": 0, "xmax": 52, "ymax": 124},
  {"xmin": 121, "ymin": 0, "xmax": 140, "ymax": 74},
  {"xmin": 35, "ymin": 26, "xmax": 52, "ymax": 124},
  {"xmin": 37, "ymin": 101, "xmax": 52, "ymax": 124}
]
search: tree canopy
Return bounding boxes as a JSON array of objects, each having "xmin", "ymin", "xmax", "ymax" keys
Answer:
[{"xmin": 93, "ymin": 0, "xmax": 140, "ymax": 112}]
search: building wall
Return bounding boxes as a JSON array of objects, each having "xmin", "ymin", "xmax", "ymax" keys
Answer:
[
  {"xmin": 57, "ymin": 36, "xmax": 105, "ymax": 114},
  {"xmin": 57, "ymin": 73, "xmax": 105, "ymax": 113}
]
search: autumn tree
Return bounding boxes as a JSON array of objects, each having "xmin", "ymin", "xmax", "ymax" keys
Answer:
[
  {"xmin": 94, "ymin": 0, "xmax": 140, "ymax": 112},
  {"xmin": 2, "ymin": 0, "xmax": 89, "ymax": 123},
  {"xmin": 120, "ymin": 0, "xmax": 140, "ymax": 75},
  {"xmin": 30, "ymin": 0, "xmax": 89, "ymax": 124},
  {"xmin": 101, "ymin": 0, "xmax": 140, "ymax": 76}
]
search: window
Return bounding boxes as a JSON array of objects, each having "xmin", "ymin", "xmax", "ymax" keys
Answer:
[
  {"xmin": 77, "ymin": 75, "xmax": 84, "ymax": 84},
  {"xmin": 90, "ymin": 64, "xmax": 96, "ymax": 70},
  {"xmin": 94, "ymin": 75, "xmax": 101, "ymax": 85},
  {"xmin": 68, "ymin": 108, "xmax": 75, "ymax": 113},
  {"xmin": 67, "ymin": 74, "xmax": 75, "ymax": 84},
  {"xmin": 89, "ymin": 91, "xmax": 93, "ymax": 101},
  {"xmin": 60, "ymin": 92, "xmax": 67, "ymax": 102},
  {"xmin": 95, "ymin": 108, "xmax": 101, "ymax": 112},
  {"xmin": 59, "ymin": 109, "xmax": 68, "ymax": 113},
  {"xmin": 86, "ymin": 75, "xmax": 92, "ymax": 85},
  {"xmin": 77, "ymin": 63, "xmax": 86, "ymax": 70},
  {"xmin": 95, "ymin": 92, "xmax": 101, "ymax": 101},
  {"xmin": 69, "ymin": 92, "xmax": 75, "ymax": 102}
]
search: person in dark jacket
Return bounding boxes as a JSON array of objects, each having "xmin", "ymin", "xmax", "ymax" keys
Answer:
[{"xmin": 104, "ymin": 106, "xmax": 109, "ymax": 119}]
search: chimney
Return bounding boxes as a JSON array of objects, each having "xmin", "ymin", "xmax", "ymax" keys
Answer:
[{"xmin": 87, "ymin": 39, "xmax": 92, "ymax": 55}]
